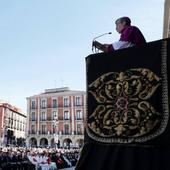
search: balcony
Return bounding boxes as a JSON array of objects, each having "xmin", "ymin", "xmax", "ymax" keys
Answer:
[
  {"xmin": 52, "ymin": 105, "xmax": 58, "ymax": 108},
  {"xmin": 31, "ymin": 104, "xmax": 85, "ymax": 109},
  {"xmin": 30, "ymin": 106, "xmax": 37, "ymax": 110},
  {"xmin": 27, "ymin": 131, "xmax": 84, "ymax": 138},
  {"xmin": 63, "ymin": 104, "xmax": 70, "ymax": 108},
  {"xmin": 40, "ymin": 106, "xmax": 47, "ymax": 109},
  {"xmin": 39, "ymin": 131, "xmax": 48, "ymax": 134},
  {"xmin": 28, "ymin": 131, "xmax": 50, "ymax": 135},
  {"xmin": 63, "ymin": 117, "xmax": 70, "ymax": 121},
  {"xmin": 29, "ymin": 118, "xmax": 36, "ymax": 121},
  {"xmin": 76, "ymin": 117, "xmax": 83, "ymax": 121},
  {"xmin": 74, "ymin": 103, "xmax": 83, "ymax": 107},
  {"xmin": 28, "ymin": 131, "xmax": 36, "ymax": 134},
  {"xmin": 59, "ymin": 131, "xmax": 84, "ymax": 136},
  {"xmin": 39, "ymin": 118, "xmax": 47, "ymax": 121}
]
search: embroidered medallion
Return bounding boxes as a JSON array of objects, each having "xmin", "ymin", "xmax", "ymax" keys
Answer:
[{"xmin": 87, "ymin": 68, "xmax": 163, "ymax": 143}]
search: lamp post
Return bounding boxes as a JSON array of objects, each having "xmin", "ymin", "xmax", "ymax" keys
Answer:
[{"xmin": 53, "ymin": 116, "xmax": 59, "ymax": 148}]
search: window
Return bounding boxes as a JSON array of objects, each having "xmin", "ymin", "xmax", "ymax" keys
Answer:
[
  {"xmin": 77, "ymin": 124, "xmax": 82, "ymax": 135},
  {"xmin": 52, "ymin": 99, "xmax": 57, "ymax": 108},
  {"xmin": 63, "ymin": 97, "xmax": 69, "ymax": 107},
  {"xmin": 64, "ymin": 124, "xmax": 69, "ymax": 134},
  {"xmin": 52, "ymin": 111, "xmax": 58, "ymax": 120},
  {"xmin": 64, "ymin": 111, "xmax": 70, "ymax": 120},
  {"xmin": 41, "ymin": 124, "xmax": 46, "ymax": 134},
  {"xmin": 32, "ymin": 112, "xmax": 36, "ymax": 121},
  {"xmin": 41, "ymin": 99, "xmax": 46, "ymax": 109},
  {"xmin": 75, "ymin": 96, "xmax": 82, "ymax": 106},
  {"xmin": 14, "ymin": 120, "xmax": 16, "ymax": 129},
  {"xmin": 31, "ymin": 124, "xmax": 35, "ymax": 134},
  {"xmin": 17, "ymin": 122, "xmax": 19, "ymax": 130},
  {"xmin": 52, "ymin": 124, "xmax": 55, "ymax": 133},
  {"xmin": 13, "ymin": 113, "xmax": 16, "ymax": 120},
  {"xmin": 20, "ymin": 123, "xmax": 22, "ymax": 131},
  {"xmin": 31, "ymin": 100, "xmax": 36, "ymax": 109},
  {"xmin": 40, "ymin": 111, "xmax": 46, "ymax": 121},
  {"xmin": 76, "ymin": 110, "xmax": 82, "ymax": 120}
]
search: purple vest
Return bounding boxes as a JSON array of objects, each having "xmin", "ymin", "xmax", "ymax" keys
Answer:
[{"xmin": 120, "ymin": 26, "xmax": 146, "ymax": 45}]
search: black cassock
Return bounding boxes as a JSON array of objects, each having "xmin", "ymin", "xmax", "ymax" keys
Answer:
[{"xmin": 76, "ymin": 38, "xmax": 170, "ymax": 170}]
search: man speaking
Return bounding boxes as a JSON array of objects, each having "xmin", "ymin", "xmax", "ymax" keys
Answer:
[{"xmin": 93, "ymin": 16, "xmax": 146, "ymax": 53}]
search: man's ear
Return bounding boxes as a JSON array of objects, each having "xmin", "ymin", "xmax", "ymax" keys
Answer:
[{"xmin": 122, "ymin": 21, "xmax": 126, "ymax": 26}]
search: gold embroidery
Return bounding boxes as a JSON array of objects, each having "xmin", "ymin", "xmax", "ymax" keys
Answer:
[{"xmin": 88, "ymin": 68, "xmax": 162, "ymax": 140}]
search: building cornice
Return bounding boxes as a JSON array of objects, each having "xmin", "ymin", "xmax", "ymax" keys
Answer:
[{"xmin": 26, "ymin": 90, "xmax": 86, "ymax": 99}]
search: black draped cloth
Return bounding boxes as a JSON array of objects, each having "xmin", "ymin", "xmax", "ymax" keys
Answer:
[{"xmin": 76, "ymin": 38, "xmax": 170, "ymax": 170}]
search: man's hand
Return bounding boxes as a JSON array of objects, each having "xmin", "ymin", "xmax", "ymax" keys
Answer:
[
  {"xmin": 92, "ymin": 41, "xmax": 108, "ymax": 52},
  {"xmin": 93, "ymin": 41, "xmax": 102, "ymax": 49}
]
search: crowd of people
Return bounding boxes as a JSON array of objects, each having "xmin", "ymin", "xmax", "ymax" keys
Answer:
[{"xmin": 0, "ymin": 146, "xmax": 80, "ymax": 170}]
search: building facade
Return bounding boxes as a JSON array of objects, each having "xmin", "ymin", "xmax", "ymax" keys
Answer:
[
  {"xmin": 0, "ymin": 101, "xmax": 27, "ymax": 146},
  {"xmin": 163, "ymin": 0, "xmax": 170, "ymax": 38},
  {"xmin": 26, "ymin": 87, "xmax": 86, "ymax": 148}
]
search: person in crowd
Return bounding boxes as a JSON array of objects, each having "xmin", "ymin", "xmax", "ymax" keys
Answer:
[
  {"xmin": 27, "ymin": 152, "xmax": 39, "ymax": 170},
  {"xmin": 55, "ymin": 152, "xmax": 65, "ymax": 169},
  {"xmin": 47, "ymin": 152, "xmax": 57, "ymax": 170},
  {"xmin": 0, "ymin": 146, "xmax": 80, "ymax": 170},
  {"xmin": 62, "ymin": 152, "xmax": 72, "ymax": 167},
  {"xmin": 38, "ymin": 151, "xmax": 50, "ymax": 170}
]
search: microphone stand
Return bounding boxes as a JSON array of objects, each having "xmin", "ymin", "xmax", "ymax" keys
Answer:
[{"xmin": 92, "ymin": 32, "xmax": 112, "ymax": 53}]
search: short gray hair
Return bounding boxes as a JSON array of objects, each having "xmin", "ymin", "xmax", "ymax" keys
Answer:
[{"xmin": 115, "ymin": 17, "xmax": 131, "ymax": 26}]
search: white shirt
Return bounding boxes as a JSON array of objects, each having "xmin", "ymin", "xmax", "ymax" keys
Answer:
[{"xmin": 112, "ymin": 41, "xmax": 134, "ymax": 50}]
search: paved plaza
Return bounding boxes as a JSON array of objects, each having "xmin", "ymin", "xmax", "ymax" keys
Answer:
[{"xmin": 60, "ymin": 167, "xmax": 75, "ymax": 170}]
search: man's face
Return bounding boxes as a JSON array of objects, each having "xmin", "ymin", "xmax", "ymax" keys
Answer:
[{"xmin": 115, "ymin": 21, "xmax": 126, "ymax": 33}]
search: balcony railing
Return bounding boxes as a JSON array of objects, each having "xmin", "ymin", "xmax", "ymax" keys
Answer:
[
  {"xmin": 59, "ymin": 131, "xmax": 84, "ymax": 135},
  {"xmin": 28, "ymin": 131, "xmax": 36, "ymax": 134},
  {"xmin": 29, "ymin": 118, "xmax": 36, "ymax": 121},
  {"xmin": 29, "ymin": 103, "xmax": 84, "ymax": 110},
  {"xmin": 30, "ymin": 106, "xmax": 37, "ymax": 110},
  {"xmin": 39, "ymin": 118, "xmax": 47, "ymax": 121},
  {"xmin": 52, "ymin": 105, "xmax": 58, "ymax": 108},
  {"xmin": 28, "ymin": 130, "xmax": 84, "ymax": 135},
  {"xmin": 28, "ymin": 131, "xmax": 49, "ymax": 135},
  {"xmin": 40, "ymin": 106, "xmax": 47, "ymax": 109},
  {"xmin": 76, "ymin": 117, "xmax": 83, "ymax": 120},
  {"xmin": 74, "ymin": 103, "xmax": 83, "ymax": 107},
  {"xmin": 30, "ymin": 117, "xmax": 63, "ymax": 121},
  {"xmin": 61, "ymin": 132, "xmax": 83, "ymax": 135},
  {"xmin": 63, "ymin": 117, "xmax": 70, "ymax": 120}
]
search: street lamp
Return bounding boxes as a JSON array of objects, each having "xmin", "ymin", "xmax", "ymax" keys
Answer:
[{"xmin": 53, "ymin": 116, "xmax": 59, "ymax": 148}]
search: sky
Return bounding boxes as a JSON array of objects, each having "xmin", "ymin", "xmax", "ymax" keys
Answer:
[{"xmin": 0, "ymin": 0, "xmax": 164, "ymax": 112}]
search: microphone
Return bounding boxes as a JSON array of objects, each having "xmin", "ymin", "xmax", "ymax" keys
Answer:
[
  {"xmin": 93, "ymin": 32, "xmax": 112, "ymax": 42},
  {"xmin": 92, "ymin": 32, "xmax": 112, "ymax": 52}
]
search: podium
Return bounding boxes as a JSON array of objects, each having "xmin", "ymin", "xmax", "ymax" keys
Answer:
[{"xmin": 76, "ymin": 38, "xmax": 170, "ymax": 170}]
